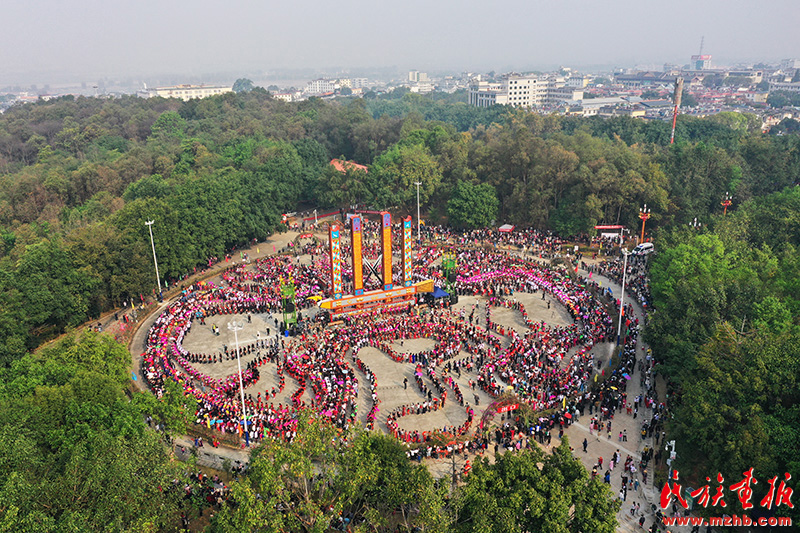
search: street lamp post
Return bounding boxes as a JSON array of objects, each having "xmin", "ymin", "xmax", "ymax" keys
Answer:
[
  {"xmin": 228, "ymin": 321, "xmax": 249, "ymax": 447},
  {"xmin": 689, "ymin": 217, "xmax": 702, "ymax": 230},
  {"xmin": 616, "ymin": 249, "xmax": 630, "ymax": 346},
  {"xmin": 721, "ymin": 192, "xmax": 733, "ymax": 216},
  {"xmin": 638, "ymin": 204, "xmax": 652, "ymax": 243},
  {"xmin": 414, "ymin": 182, "xmax": 422, "ymax": 245},
  {"xmin": 145, "ymin": 220, "xmax": 162, "ymax": 300}
]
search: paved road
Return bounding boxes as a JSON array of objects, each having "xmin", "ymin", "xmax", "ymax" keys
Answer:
[{"xmin": 564, "ymin": 269, "xmax": 659, "ymax": 533}]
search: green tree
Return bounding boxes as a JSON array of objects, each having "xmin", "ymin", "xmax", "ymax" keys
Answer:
[
  {"xmin": 0, "ymin": 333, "xmax": 190, "ymax": 531},
  {"xmin": 452, "ymin": 439, "xmax": 618, "ymax": 533},
  {"xmin": 447, "ymin": 180, "xmax": 498, "ymax": 229},
  {"xmin": 149, "ymin": 111, "xmax": 186, "ymax": 140},
  {"xmin": 370, "ymin": 143, "xmax": 442, "ymax": 211},
  {"xmin": 211, "ymin": 415, "xmax": 447, "ymax": 533},
  {"xmin": 316, "ymin": 161, "xmax": 371, "ymax": 209},
  {"xmin": 232, "ymin": 78, "xmax": 255, "ymax": 93},
  {"xmin": 681, "ymin": 89, "xmax": 698, "ymax": 107}
]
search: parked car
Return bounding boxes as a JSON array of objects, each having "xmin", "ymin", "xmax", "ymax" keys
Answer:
[{"xmin": 632, "ymin": 242, "xmax": 655, "ymax": 256}]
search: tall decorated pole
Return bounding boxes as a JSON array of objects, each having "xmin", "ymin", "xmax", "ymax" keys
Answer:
[
  {"xmin": 721, "ymin": 192, "xmax": 733, "ymax": 216},
  {"xmin": 351, "ymin": 216, "xmax": 364, "ymax": 295},
  {"xmin": 329, "ymin": 224, "xmax": 343, "ymax": 300},
  {"xmin": 670, "ymin": 77, "xmax": 684, "ymax": 145},
  {"xmin": 402, "ymin": 216, "xmax": 413, "ymax": 287},
  {"xmin": 380, "ymin": 212, "xmax": 393, "ymax": 291},
  {"xmin": 638, "ymin": 204, "xmax": 652, "ymax": 243}
]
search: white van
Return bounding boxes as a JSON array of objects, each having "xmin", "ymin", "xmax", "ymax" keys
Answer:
[{"xmin": 632, "ymin": 243, "xmax": 655, "ymax": 256}]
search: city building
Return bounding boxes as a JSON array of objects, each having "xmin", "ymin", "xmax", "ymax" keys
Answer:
[
  {"xmin": 691, "ymin": 54, "xmax": 712, "ymax": 70},
  {"xmin": 726, "ymin": 70, "xmax": 763, "ymax": 84},
  {"xmin": 272, "ymin": 92, "xmax": 294, "ymax": 103},
  {"xmin": 780, "ymin": 59, "xmax": 800, "ymax": 70},
  {"xmin": 468, "ymin": 74, "xmax": 583, "ymax": 109},
  {"xmin": 770, "ymin": 81, "xmax": 800, "ymax": 93},
  {"xmin": 567, "ymin": 75, "xmax": 591, "ymax": 88},
  {"xmin": 304, "ymin": 79, "xmax": 339, "ymax": 95},
  {"xmin": 148, "ymin": 84, "xmax": 232, "ymax": 101},
  {"xmin": 614, "ymin": 71, "xmax": 674, "ymax": 89}
]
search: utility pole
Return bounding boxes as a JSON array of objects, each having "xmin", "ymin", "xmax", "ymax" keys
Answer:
[
  {"xmin": 228, "ymin": 321, "xmax": 249, "ymax": 447},
  {"xmin": 145, "ymin": 220, "xmax": 162, "ymax": 300}
]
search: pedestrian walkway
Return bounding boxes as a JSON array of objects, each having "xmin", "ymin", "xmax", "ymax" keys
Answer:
[{"xmin": 563, "ymin": 268, "xmax": 659, "ymax": 533}]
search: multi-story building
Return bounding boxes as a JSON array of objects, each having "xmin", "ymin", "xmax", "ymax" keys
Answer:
[
  {"xmin": 272, "ymin": 92, "xmax": 294, "ymax": 103},
  {"xmin": 691, "ymin": 54, "xmax": 712, "ymax": 70},
  {"xmin": 567, "ymin": 75, "xmax": 591, "ymax": 88},
  {"xmin": 614, "ymin": 71, "xmax": 673, "ymax": 89},
  {"xmin": 780, "ymin": 59, "xmax": 800, "ymax": 71},
  {"xmin": 468, "ymin": 81, "xmax": 508, "ymax": 106},
  {"xmin": 468, "ymin": 74, "xmax": 583, "ymax": 109},
  {"xmin": 726, "ymin": 70, "xmax": 763, "ymax": 85},
  {"xmin": 150, "ymin": 84, "xmax": 232, "ymax": 101},
  {"xmin": 304, "ymin": 79, "xmax": 339, "ymax": 95},
  {"xmin": 770, "ymin": 81, "xmax": 800, "ymax": 93}
]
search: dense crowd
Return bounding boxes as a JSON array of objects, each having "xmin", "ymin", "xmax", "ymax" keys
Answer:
[
  {"xmin": 141, "ymin": 237, "xmax": 621, "ymax": 453},
  {"xmin": 591, "ymin": 255, "xmax": 652, "ymax": 310}
]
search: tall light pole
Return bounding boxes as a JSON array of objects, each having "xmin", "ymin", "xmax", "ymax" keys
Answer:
[
  {"xmin": 689, "ymin": 217, "xmax": 702, "ymax": 230},
  {"xmin": 414, "ymin": 182, "xmax": 422, "ymax": 245},
  {"xmin": 228, "ymin": 321, "xmax": 249, "ymax": 447},
  {"xmin": 721, "ymin": 192, "xmax": 733, "ymax": 216},
  {"xmin": 616, "ymin": 249, "xmax": 630, "ymax": 346},
  {"xmin": 638, "ymin": 204, "xmax": 652, "ymax": 243},
  {"xmin": 145, "ymin": 220, "xmax": 162, "ymax": 299}
]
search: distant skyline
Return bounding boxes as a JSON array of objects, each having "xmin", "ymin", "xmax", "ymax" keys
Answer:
[{"xmin": 2, "ymin": 0, "xmax": 799, "ymax": 85}]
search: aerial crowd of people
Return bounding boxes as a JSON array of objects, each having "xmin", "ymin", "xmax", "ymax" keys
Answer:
[{"xmin": 141, "ymin": 224, "xmax": 630, "ymax": 455}]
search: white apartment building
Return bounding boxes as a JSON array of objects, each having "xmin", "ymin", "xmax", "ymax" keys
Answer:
[
  {"xmin": 304, "ymin": 79, "xmax": 339, "ymax": 95},
  {"xmin": 152, "ymin": 84, "xmax": 232, "ymax": 101},
  {"xmin": 468, "ymin": 75, "xmax": 583, "ymax": 109},
  {"xmin": 770, "ymin": 81, "xmax": 800, "ymax": 93},
  {"xmin": 409, "ymin": 70, "xmax": 429, "ymax": 83},
  {"xmin": 272, "ymin": 93, "xmax": 294, "ymax": 102},
  {"xmin": 567, "ymin": 75, "xmax": 591, "ymax": 88}
]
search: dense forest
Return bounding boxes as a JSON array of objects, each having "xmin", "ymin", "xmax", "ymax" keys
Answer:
[
  {"xmin": 647, "ymin": 186, "xmax": 800, "ymax": 522},
  {"xmin": 0, "ymin": 88, "xmax": 799, "ymax": 529}
]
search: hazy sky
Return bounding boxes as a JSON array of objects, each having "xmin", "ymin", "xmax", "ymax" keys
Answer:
[{"xmin": 2, "ymin": 0, "xmax": 799, "ymax": 84}]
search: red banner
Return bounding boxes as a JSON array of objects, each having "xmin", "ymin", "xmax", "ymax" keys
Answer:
[{"xmin": 497, "ymin": 403, "xmax": 519, "ymax": 414}]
